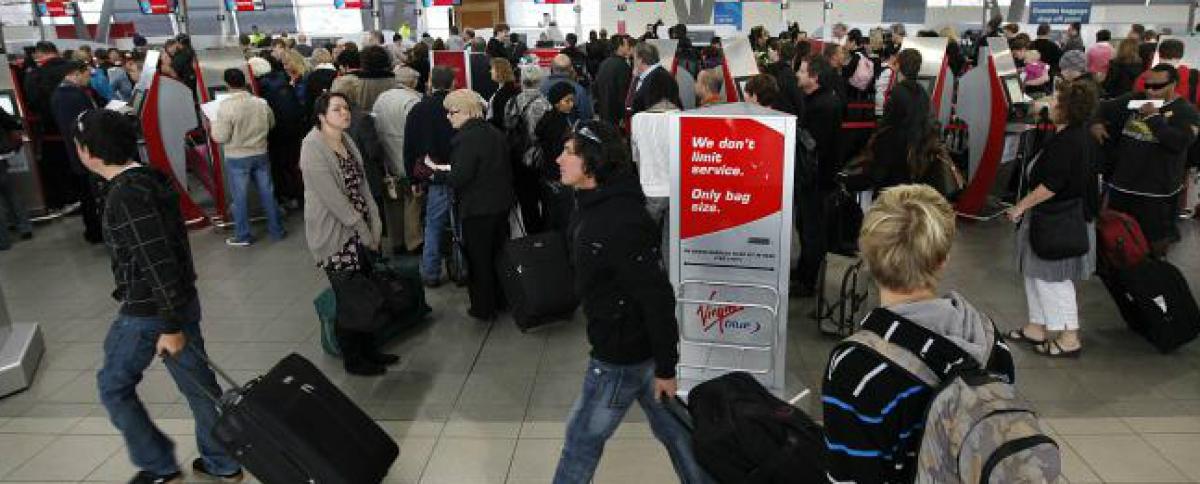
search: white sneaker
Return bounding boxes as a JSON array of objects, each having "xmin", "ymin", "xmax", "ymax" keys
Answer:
[{"xmin": 225, "ymin": 238, "xmax": 252, "ymax": 247}]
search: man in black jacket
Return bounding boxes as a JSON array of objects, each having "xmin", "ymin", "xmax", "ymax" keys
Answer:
[
  {"xmin": 75, "ymin": 109, "xmax": 244, "ymax": 484},
  {"xmin": 794, "ymin": 56, "xmax": 844, "ymax": 296},
  {"xmin": 24, "ymin": 41, "xmax": 76, "ymax": 210},
  {"xmin": 551, "ymin": 120, "xmax": 709, "ymax": 484},
  {"xmin": 405, "ymin": 67, "xmax": 457, "ymax": 286},
  {"xmin": 51, "ymin": 61, "xmax": 103, "ymax": 243},
  {"xmin": 1099, "ymin": 64, "xmax": 1199, "ymax": 255},
  {"xmin": 1032, "ymin": 23, "xmax": 1063, "ymax": 76},
  {"xmin": 592, "ymin": 34, "xmax": 634, "ymax": 125},
  {"xmin": 629, "ymin": 42, "xmax": 682, "ymax": 117}
]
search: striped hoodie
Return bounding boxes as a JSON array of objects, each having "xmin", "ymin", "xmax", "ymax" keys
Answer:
[{"xmin": 821, "ymin": 293, "xmax": 1014, "ymax": 483}]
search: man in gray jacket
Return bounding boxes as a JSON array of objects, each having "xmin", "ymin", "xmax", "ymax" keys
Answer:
[{"xmin": 373, "ymin": 66, "xmax": 424, "ymax": 254}]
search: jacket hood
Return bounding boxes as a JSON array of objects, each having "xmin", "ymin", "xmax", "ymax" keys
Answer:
[
  {"xmin": 887, "ymin": 291, "xmax": 993, "ymax": 365},
  {"xmin": 576, "ymin": 174, "xmax": 646, "ymax": 210}
]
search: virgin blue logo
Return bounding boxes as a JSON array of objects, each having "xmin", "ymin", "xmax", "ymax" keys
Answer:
[{"xmin": 697, "ymin": 291, "xmax": 762, "ymax": 335}]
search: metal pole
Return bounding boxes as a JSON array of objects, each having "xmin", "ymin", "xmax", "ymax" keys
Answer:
[
  {"xmin": 96, "ymin": 0, "xmax": 115, "ymax": 44},
  {"xmin": 822, "ymin": 0, "xmax": 831, "ymax": 40},
  {"xmin": 70, "ymin": 2, "xmax": 89, "ymax": 40},
  {"xmin": 29, "ymin": 0, "xmax": 46, "ymax": 41},
  {"xmin": 177, "ymin": 0, "xmax": 190, "ymax": 35},
  {"xmin": 1189, "ymin": 0, "xmax": 1198, "ymax": 37}
]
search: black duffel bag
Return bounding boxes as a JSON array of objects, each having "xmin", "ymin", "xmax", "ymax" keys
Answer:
[
  {"xmin": 325, "ymin": 245, "xmax": 414, "ymax": 332},
  {"xmin": 687, "ymin": 372, "xmax": 825, "ymax": 483}
]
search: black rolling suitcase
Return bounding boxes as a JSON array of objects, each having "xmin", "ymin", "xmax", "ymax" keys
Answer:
[
  {"xmin": 170, "ymin": 351, "xmax": 399, "ymax": 484},
  {"xmin": 1101, "ymin": 258, "xmax": 1200, "ymax": 353},
  {"xmin": 496, "ymin": 231, "xmax": 579, "ymax": 331}
]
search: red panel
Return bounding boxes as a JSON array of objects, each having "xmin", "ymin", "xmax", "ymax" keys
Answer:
[
  {"xmin": 53, "ymin": 22, "xmax": 138, "ymax": 39},
  {"xmin": 679, "ymin": 117, "xmax": 785, "ymax": 239},
  {"xmin": 527, "ymin": 49, "xmax": 559, "ymax": 69},
  {"xmin": 432, "ymin": 51, "xmax": 468, "ymax": 89},
  {"xmin": 142, "ymin": 72, "xmax": 210, "ymax": 228}
]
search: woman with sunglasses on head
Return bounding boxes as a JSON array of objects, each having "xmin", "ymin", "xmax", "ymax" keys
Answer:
[
  {"xmin": 300, "ymin": 92, "xmax": 397, "ymax": 377},
  {"xmin": 551, "ymin": 120, "xmax": 711, "ymax": 484},
  {"xmin": 429, "ymin": 89, "xmax": 515, "ymax": 321}
]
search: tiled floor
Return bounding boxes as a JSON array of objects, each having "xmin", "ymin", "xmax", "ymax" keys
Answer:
[{"xmin": 1, "ymin": 210, "xmax": 1199, "ymax": 483}]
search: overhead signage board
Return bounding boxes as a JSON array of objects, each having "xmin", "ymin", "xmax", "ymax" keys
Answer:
[
  {"xmin": 36, "ymin": 0, "xmax": 75, "ymax": 17},
  {"xmin": 334, "ymin": 0, "xmax": 371, "ymax": 9},
  {"xmin": 225, "ymin": 0, "xmax": 266, "ymax": 12},
  {"xmin": 138, "ymin": 0, "xmax": 174, "ymax": 15},
  {"xmin": 713, "ymin": 0, "xmax": 742, "ymax": 31},
  {"xmin": 1029, "ymin": 1, "xmax": 1091, "ymax": 24}
]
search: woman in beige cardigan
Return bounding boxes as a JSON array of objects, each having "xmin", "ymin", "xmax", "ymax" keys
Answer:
[{"xmin": 301, "ymin": 92, "xmax": 395, "ymax": 377}]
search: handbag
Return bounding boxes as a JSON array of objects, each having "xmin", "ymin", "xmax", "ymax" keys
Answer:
[
  {"xmin": 920, "ymin": 146, "xmax": 966, "ymax": 201},
  {"xmin": 1029, "ymin": 197, "xmax": 1089, "ymax": 260},
  {"xmin": 824, "ymin": 188, "xmax": 864, "ymax": 257}
]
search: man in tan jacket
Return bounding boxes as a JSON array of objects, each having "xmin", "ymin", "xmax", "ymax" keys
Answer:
[
  {"xmin": 373, "ymin": 66, "xmax": 425, "ymax": 254},
  {"xmin": 211, "ymin": 68, "xmax": 285, "ymax": 246}
]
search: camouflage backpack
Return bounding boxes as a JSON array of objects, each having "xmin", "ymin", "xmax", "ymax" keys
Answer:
[{"xmin": 847, "ymin": 310, "xmax": 1061, "ymax": 484}]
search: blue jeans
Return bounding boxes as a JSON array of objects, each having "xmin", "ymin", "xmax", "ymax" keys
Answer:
[
  {"xmin": 553, "ymin": 358, "xmax": 712, "ymax": 484},
  {"xmin": 97, "ymin": 300, "xmax": 241, "ymax": 477},
  {"xmin": 226, "ymin": 154, "xmax": 284, "ymax": 242},
  {"xmin": 421, "ymin": 184, "xmax": 451, "ymax": 282}
]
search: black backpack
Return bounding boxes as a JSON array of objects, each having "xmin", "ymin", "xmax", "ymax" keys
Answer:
[{"xmin": 687, "ymin": 372, "xmax": 825, "ymax": 483}]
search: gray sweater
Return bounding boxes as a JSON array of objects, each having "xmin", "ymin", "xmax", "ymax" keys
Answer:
[{"xmin": 300, "ymin": 128, "xmax": 383, "ymax": 265}]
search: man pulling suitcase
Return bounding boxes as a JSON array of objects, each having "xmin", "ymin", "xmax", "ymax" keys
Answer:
[{"xmin": 74, "ymin": 110, "xmax": 244, "ymax": 484}]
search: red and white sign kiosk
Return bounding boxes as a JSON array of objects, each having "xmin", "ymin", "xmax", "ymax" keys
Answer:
[{"xmin": 670, "ymin": 103, "xmax": 796, "ymax": 396}]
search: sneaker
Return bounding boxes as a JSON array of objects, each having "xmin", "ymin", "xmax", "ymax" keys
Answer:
[
  {"xmin": 128, "ymin": 470, "xmax": 183, "ymax": 484},
  {"xmin": 191, "ymin": 458, "xmax": 244, "ymax": 483},
  {"xmin": 225, "ymin": 237, "xmax": 252, "ymax": 247}
]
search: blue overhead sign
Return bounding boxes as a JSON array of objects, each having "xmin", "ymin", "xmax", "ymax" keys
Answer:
[
  {"xmin": 1029, "ymin": 1, "xmax": 1091, "ymax": 24},
  {"xmin": 713, "ymin": 0, "xmax": 741, "ymax": 31}
]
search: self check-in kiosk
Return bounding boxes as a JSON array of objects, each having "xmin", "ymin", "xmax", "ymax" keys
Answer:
[
  {"xmin": 955, "ymin": 37, "xmax": 1030, "ymax": 216},
  {"xmin": 132, "ymin": 49, "xmax": 209, "ymax": 228},
  {"xmin": 0, "ymin": 59, "xmax": 46, "ymax": 219},
  {"xmin": 902, "ymin": 36, "xmax": 955, "ymax": 128}
]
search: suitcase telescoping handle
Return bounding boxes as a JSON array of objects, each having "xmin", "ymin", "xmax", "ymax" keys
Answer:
[{"xmin": 159, "ymin": 343, "xmax": 243, "ymax": 405}]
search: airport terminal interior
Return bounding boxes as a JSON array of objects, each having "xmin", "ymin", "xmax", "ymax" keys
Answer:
[{"xmin": 4, "ymin": 0, "xmax": 1200, "ymax": 483}]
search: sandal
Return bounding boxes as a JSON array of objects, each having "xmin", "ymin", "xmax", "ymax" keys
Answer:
[
  {"xmin": 1005, "ymin": 328, "xmax": 1046, "ymax": 345},
  {"xmin": 1033, "ymin": 340, "xmax": 1082, "ymax": 358}
]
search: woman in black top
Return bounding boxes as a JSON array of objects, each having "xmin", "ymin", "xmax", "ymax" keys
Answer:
[
  {"xmin": 1104, "ymin": 38, "xmax": 1144, "ymax": 97},
  {"xmin": 408, "ymin": 42, "xmax": 431, "ymax": 94},
  {"xmin": 1005, "ymin": 80, "xmax": 1100, "ymax": 358},
  {"xmin": 535, "ymin": 82, "xmax": 576, "ymax": 231},
  {"xmin": 867, "ymin": 80, "xmax": 941, "ymax": 191},
  {"xmin": 487, "ymin": 58, "xmax": 520, "ymax": 130}
]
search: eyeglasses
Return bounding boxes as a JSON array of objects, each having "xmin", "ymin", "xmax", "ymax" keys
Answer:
[{"xmin": 1145, "ymin": 81, "xmax": 1173, "ymax": 90}]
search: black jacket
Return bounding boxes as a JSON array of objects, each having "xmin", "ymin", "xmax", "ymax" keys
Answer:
[
  {"xmin": 1101, "ymin": 94, "xmax": 1199, "ymax": 196},
  {"xmin": 0, "ymin": 108, "xmax": 24, "ymax": 155},
  {"xmin": 1033, "ymin": 38, "xmax": 1064, "ymax": 75},
  {"xmin": 803, "ymin": 86, "xmax": 844, "ymax": 189},
  {"xmin": 1104, "ymin": 60, "xmax": 1143, "ymax": 98},
  {"xmin": 439, "ymin": 118, "xmax": 514, "ymax": 219},
  {"xmin": 23, "ymin": 57, "xmax": 71, "ymax": 132},
  {"xmin": 593, "ymin": 55, "xmax": 632, "ymax": 124},
  {"xmin": 630, "ymin": 66, "xmax": 681, "ymax": 116},
  {"xmin": 535, "ymin": 109, "xmax": 570, "ymax": 180},
  {"xmin": 488, "ymin": 82, "xmax": 520, "ymax": 130},
  {"xmin": 50, "ymin": 82, "xmax": 98, "ymax": 174},
  {"xmin": 764, "ymin": 61, "xmax": 805, "ymax": 116},
  {"xmin": 570, "ymin": 175, "xmax": 679, "ymax": 378},
  {"xmin": 403, "ymin": 90, "xmax": 454, "ymax": 176},
  {"xmin": 102, "ymin": 166, "xmax": 198, "ymax": 333},
  {"xmin": 1027, "ymin": 125, "xmax": 1101, "ymax": 221},
  {"xmin": 346, "ymin": 109, "xmax": 386, "ymax": 200}
]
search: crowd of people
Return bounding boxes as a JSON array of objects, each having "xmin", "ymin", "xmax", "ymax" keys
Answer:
[{"xmin": 2, "ymin": 16, "xmax": 1197, "ymax": 484}]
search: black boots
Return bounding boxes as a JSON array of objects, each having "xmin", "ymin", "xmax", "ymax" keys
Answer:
[{"xmin": 337, "ymin": 329, "xmax": 399, "ymax": 376}]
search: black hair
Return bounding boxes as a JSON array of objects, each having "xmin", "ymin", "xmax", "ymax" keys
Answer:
[
  {"xmin": 224, "ymin": 68, "xmax": 247, "ymax": 89},
  {"xmin": 1097, "ymin": 30, "xmax": 1112, "ymax": 42},
  {"xmin": 312, "ymin": 92, "xmax": 351, "ymax": 129},
  {"xmin": 34, "ymin": 41, "xmax": 57, "ymax": 54},
  {"xmin": 431, "ymin": 66, "xmax": 455, "ymax": 91},
  {"xmin": 744, "ymin": 74, "xmax": 779, "ymax": 107},
  {"xmin": 572, "ymin": 120, "xmax": 630, "ymax": 185},
  {"xmin": 361, "ymin": 45, "xmax": 391, "ymax": 72},
  {"xmin": 72, "ymin": 109, "xmax": 138, "ymax": 166},
  {"xmin": 1037, "ymin": 23, "xmax": 1051, "ymax": 36},
  {"xmin": 566, "ymin": 33, "xmax": 578, "ymax": 46},
  {"xmin": 879, "ymin": 79, "xmax": 940, "ymax": 178},
  {"xmin": 336, "ymin": 49, "xmax": 361, "ymax": 70},
  {"xmin": 1150, "ymin": 63, "xmax": 1181, "ymax": 85},
  {"xmin": 897, "ymin": 48, "xmax": 922, "ymax": 80},
  {"xmin": 65, "ymin": 60, "xmax": 88, "ymax": 74},
  {"xmin": 1159, "ymin": 39, "xmax": 1185, "ymax": 60}
]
